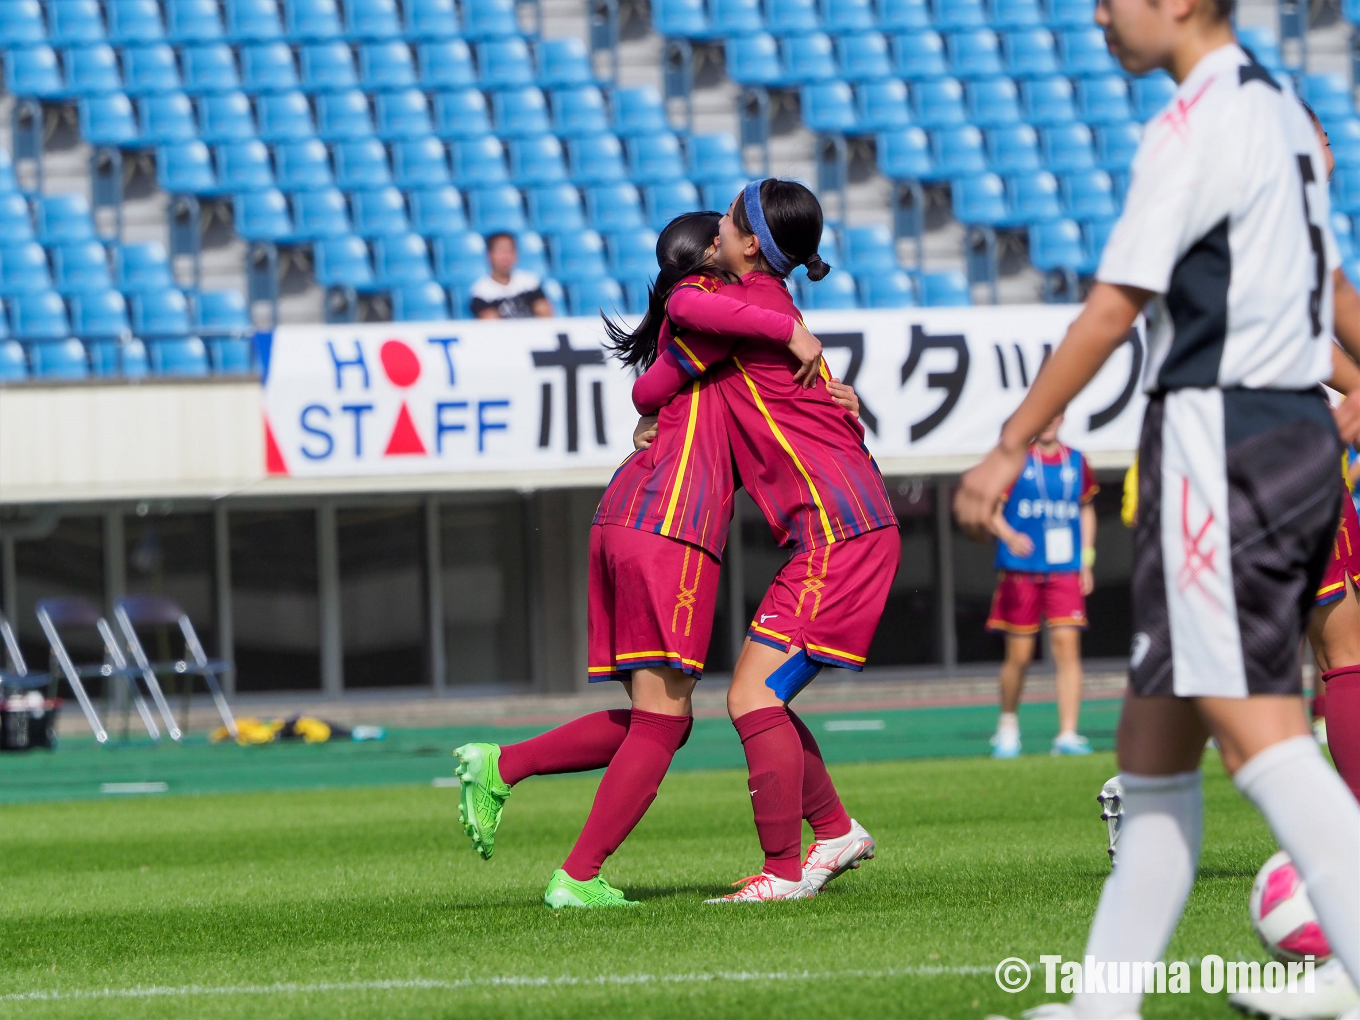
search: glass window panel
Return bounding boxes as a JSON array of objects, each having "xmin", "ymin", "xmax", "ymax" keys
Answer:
[
  {"xmin": 441, "ymin": 497, "xmax": 530, "ymax": 688},
  {"xmin": 124, "ymin": 512, "xmax": 217, "ymax": 663},
  {"xmin": 339, "ymin": 504, "xmax": 426, "ymax": 688},
  {"xmin": 229, "ymin": 509, "xmax": 321, "ymax": 691}
]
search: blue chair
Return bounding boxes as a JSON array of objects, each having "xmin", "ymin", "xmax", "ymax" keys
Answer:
[
  {"xmin": 51, "ymin": 3, "xmax": 111, "ymax": 47},
  {"xmin": 802, "ymin": 81, "xmax": 860, "ymax": 133},
  {"xmin": 509, "ymin": 135, "xmax": 569, "ymax": 185},
  {"xmin": 768, "ymin": 0, "xmax": 821, "ymax": 31},
  {"xmin": 165, "ymin": 0, "xmax": 224, "ymax": 43},
  {"xmin": 0, "ymin": 338, "xmax": 27, "ymax": 381},
  {"xmin": 710, "ymin": 0, "xmax": 765, "ymax": 34},
  {"xmin": 1059, "ymin": 28, "xmax": 1116, "ymax": 77},
  {"xmin": 80, "ymin": 92, "xmax": 140, "ymax": 147},
  {"xmin": 478, "ymin": 39, "xmax": 536, "ymax": 90},
  {"xmin": 644, "ymin": 180, "xmax": 702, "ymax": 231},
  {"xmin": 299, "ymin": 41, "xmax": 357, "ymax": 92},
  {"xmin": 113, "ymin": 241, "xmax": 174, "ymax": 290},
  {"xmin": 782, "ymin": 33, "xmax": 839, "ymax": 83},
  {"xmin": 1080, "ymin": 217, "xmax": 1115, "ymax": 274},
  {"xmin": 157, "ymin": 140, "xmax": 217, "ymax": 193},
  {"xmin": 344, "ymin": 0, "xmax": 402, "ymax": 41},
  {"xmin": 37, "ymin": 195, "xmax": 96, "ymax": 246},
  {"xmin": 991, "ymin": 0, "xmax": 1043, "ymax": 28},
  {"xmin": 359, "ymin": 40, "xmax": 417, "ymax": 90},
  {"xmin": 52, "ymin": 240, "xmax": 112, "ymax": 294},
  {"xmin": 373, "ymin": 232, "xmax": 432, "ymax": 285},
  {"xmin": 919, "ymin": 268, "xmax": 971, "ymax": 304},
  {"xmin": 1334, "ymin": 165, "xmax": 1360, "ymax": 216},
  {"xmin": 374, "ymin": 88, "xmax": 432, "ymax": 139},
  {"xmin": 537, "ymin": 37, "xmax": 594, "ymax": 88},
  {"xmin": 911, "ymin": 76, "xmax": 967, "ymax": 127},
  {"xmin": 967, "ymin": 76, "xmax": 1021, "ymax": 127},
  {"xmin": 403, "ymin": 0, "xmax": 459, "ymax": 41},
  {"xmin": 315, "ymin": 89, "xmax": 375, "ymax": 140},
  {"xmin": 569, "ymin": 133, "xmax": 628, "ymax": 185},
  {"xmin": 431, "ymin": 230, "xmax": 487, "ymax": 285},
  {"xmin": 800, "ymin": 269, "xmax": 859, "ymax": 308},
  {"xmin": 1237, "ymin": 26, "xmax": 1283, "ymax": 74},
  {"xmin": 462, "ymin": 0, "xmax": 519, "ymax": 40},
  {"xmin": 1077, "ymin": 76, "xmax": 1132, "ymax": 124},
  {"xmin": 825, "ymin": 0, "xmax": 878, "ymax": 32},
  {"xmin": 11, "ymin": 291, "xmax": 74, "ymax": 340},
  {"xmin": 69, "ymin": 288, "xmax": 131, "ymax": 341},
  {"xmin": 951, "ymin": 172, "xmax": 1008, "ymax": 225},
  {"xmin": 698, "ymin": 177, "xmax": 744, "ymax": 210},
  {"xmin": 255, "ymin": 90, "xmax": 315, "ymax": 142},
  {"xmin": 233, "ymin": 189, "xmax": 294, "ymax": 241},
  {"xmin": 452, "ymin": 136, "xmax": 509, "ymax": 185},
  {"xmin": 858, "ymin": 79, "xmax": 912, "ymax": 131},
  {"xmin": 1041, "ymin": 122, "xmax": 1095, "ymax": 171},
  {"xmin": 933, "ymin": 125, "xmax": 987, "ymax": 175},
  {"xmin": 467, "ymin": 183, "xmax": 527, "ymax": 232},
  {"xmin": 611, "ymin": 87, "xmax": 668, "ymax": 137},
  {"xmin": 842, "ymin": 224, "xmax": 898, "ymax": 273},
  {"xmin": 314, "ymin": 233, "xmax": 375, "ymax": 287},
  {"xmin": 0, "ymin": 151, "xmax": 14, "ymax": 192},
  {"xmin": 142, "ymin": 335, "xmax": 207, "ymax": 376},
  {"xmin": 0, "ymin": 1, "xmax": 48, "ymax": 48},
  {"xmin": 586, "ymin": 184, "xmax": 646, "ymax": 233},
  {"xmin": 628, "ymin": 132, "xmax": 687, "ymax": 184},
  {"xmin": 551, "ymin": 229, "xmax": 609, "ymax": 280},
  {"xmin": 349, "ymin": 186, "xmax": 410, "ymax": 237},
  {"xmin": 28, "ymin": 337, "xmax": 93, "ymax": 378},
  {"xmin": 138, "ymin": 91, "xmax": 199, "ymax": 146},
  {"xmin": 407, "ymin": 185, "xmax": 466, "ymax": 235},
  {"xmin": 240, "ymin": 41, "xmax": 299, "ymax": 93},
  {"xmin": 1022, "ymin": 75, "xmax": 1076, "ymax": 126},
  {"xmin": 5, "ymin": 47, "xmax": 64, "ymax": 99},
  {"xmin": 1008, "ymin": 169, "xmax": 1061, "ymax": 223},
  {"xmin": 430, "ymin": 92, "xmax": 491, "ymax": 146},
  {"xmin": 1331, "ymin": 118, "xmax": 1360, "ymax": 168},
  {"xmin": 494, "ymin": 87, "xmax": 552, "ymax": 138},
  {"xmin": 0, "ymin": 243, "xmax": 54, "ymax": 297},
  {"xmin": 987, "ymin": 123, "xmax": 1041, "ymax": 173},
  {"xmin": 1335, "ymin": 212, "xmax": 1356, "ymax": 262},
  {"xmin": 1027, "ymin": 217, "xmax": 1083, "ymax": 269},
  {"xmin": 859, "ymin": 268, "xmax": 916, "ymax": 306},
  {"xmin": 566, "ymin": 276, "xmax": 624, "ymax": 316},
  {"xmin": 653, "ymin": 0, "xmax": 712, "ymax": 37},
  {"xmin": 727, "ymin": 34, "xmax": 784, "ymax": 87},
  {"xmin": 332, "ymin": 138, "xmax": 391, "ymax": 189},
  {"xmin": 552, "ymin": 85, "xmax": 610, "ymax": 138},
  {"xmin": 274, "ymin": 138, "xmax": 333, "ymax": 190},
  {"xmin": 216, "ymin": 139, "xmax": 275, "ymax": 190},
  {"xmin": 607, "ymin": 229, "xmax": 660, "ymax": 276},
  {"xmin": 1045, "ymin": 0, "xmax": 1094, "ymax": 28},
  {"xmin": 392, "ymin": 136, "xmax": 450, "ymax": 187},
  {"xmin": 878, "ymin": 126, "xmax": 933, "ymax": 179},
  {"xmin": 837, "ymin": 32, "xmax": 895, "ymax": 83},
  {"xmin": 131, "ymin": 286, "xmax": 193, "ymax": 337},
  {"xmin": 284, "ymin": 0, "xmax": 343, "ymax": 41},
  {"xmin": 948, "ymin": 29, "xmax": 1003, "ymax": 80},
  {"xmin": 0, "ymin": 194, "xmax": 34, "ymax": 243},
  {"xmin": 528, "ymin": 183, "xmax": 587, "ymax": 233},
  {"xmin": 62, "ymin": 44, "xmax": 123, "ymax": 97},
  {"xmin": 418, "ymin": 39, "xmax": 477, "ymax": 88},
  {"xmin": 392, "ymin": 280, "xmax": 447, "ymax": 320},
  {"xmin": 1061, "ymin": 169, "xmax": 1116, "ymax": 219},
  {"xmin": 194, "ymin": 288, "xmax": 251, "ymax": 329},
  {"xmin": 289, "ymin": 187, "xmax": 350, "ymax": 239},
  {"xmin": 933, "ymin": 0, "xmax": 985, "ymax": 29},
  {"xmin": 1004, "ymin": 28, "xmax": 1058, "ymax": 78},
  {"xmin": 225, "ymin": 0, "xmax": 285, "ymax": 42},
  {"xmin": 1303, "ymin": 74, "xmax": 1354, "ymax": 124},
  {"xmin": 106, "ymin": 1, "xmax": 165, "ymax": 45},
  {"xmin": 1095, "ymin": 120, "xmax": 1139, "ymax": 172},
  {"xmin": 687, "ymin": 132, "xmax": 744, "ymax": 182},
  {"xmin": 1131, "ymin": 73, "xmax": 1175, "ymax": 120},
  {"xmin": 196, "ymin": 91, "xmax": 256, "ymax": 142},
  {"xmin": 181, "ymin": 43, "xmax": 241, "ymax": 94},
  {"xmin": 880, "ymin": 0, "xmax": 931, "ymax": 29}
]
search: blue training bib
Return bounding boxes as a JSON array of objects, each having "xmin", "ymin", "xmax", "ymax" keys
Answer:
[{"xmin": 995, "ymin": 447, "xmax": 1084, "ymax": 574}]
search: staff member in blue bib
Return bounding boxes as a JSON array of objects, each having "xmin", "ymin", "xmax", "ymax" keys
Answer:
[{"xmin": 986, "ymin": 412, "xmax": 1098, "ymax": 758}]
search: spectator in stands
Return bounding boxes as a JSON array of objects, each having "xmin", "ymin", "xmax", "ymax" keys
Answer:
[{"xmin": 470, "ymin": 233, "xmax": 555, "ymax": 319}]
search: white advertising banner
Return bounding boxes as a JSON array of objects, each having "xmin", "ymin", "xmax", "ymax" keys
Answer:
[{"xmin": 257, "ymin": 306, "xmax": 1145, "ymax": 480}]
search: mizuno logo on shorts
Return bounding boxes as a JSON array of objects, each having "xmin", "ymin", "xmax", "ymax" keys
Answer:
[{"xmin": 760, "ymin": 613, "xmax": 778, "ymax": 623}]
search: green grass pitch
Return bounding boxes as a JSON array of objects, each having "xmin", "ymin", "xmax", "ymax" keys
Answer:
[{"xmin": 0, "ymin": 745, "xmax": 1279, "ymax": 1019}]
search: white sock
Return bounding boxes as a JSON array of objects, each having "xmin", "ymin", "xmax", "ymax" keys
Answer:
[
  {"xmin": 1071, "ymin": 771, "xmax": 1202, "ymax": 1019},
  {"xmin": 1234, "ymin": 735, "xmax": 1360, "ymax": 986},
  {"xmin": 997, "ymin": 711, "xmax": 1019, "ymax": 732}
]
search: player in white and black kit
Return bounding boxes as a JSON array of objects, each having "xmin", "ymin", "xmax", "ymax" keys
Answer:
[{"xmin": 958, "ymin": 0, "xmax": 1360, "ymax": 1014}]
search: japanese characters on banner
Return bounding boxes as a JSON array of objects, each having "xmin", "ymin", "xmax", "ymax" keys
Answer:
[{"xmin": 255, "ymin": 306, "xmax": 1145, "ymax": 479}]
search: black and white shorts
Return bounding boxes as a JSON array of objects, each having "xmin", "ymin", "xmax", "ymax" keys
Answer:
[{"xmin": 1130, "ymin": 388, "xmax": 1341, "ymax": 698}]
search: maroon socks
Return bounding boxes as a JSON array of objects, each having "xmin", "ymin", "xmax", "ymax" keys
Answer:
[
  {"xmin": 497, "ymin": 709, "xmax": 631, "ymax": 787},
  {"xmin": 733, "ymin": 706, "xmax": 805, "ymax": 882},
  {"xmin": 561, "ymin": 710, "xmax": 693, "ymax": 881},
  {"xmin": 1323, "ymin": 666, "xmax": 1360, "ymax": 802},
  {"xmin": 788, "ymin": 709, "xmax": 853, "ymax": 841}
]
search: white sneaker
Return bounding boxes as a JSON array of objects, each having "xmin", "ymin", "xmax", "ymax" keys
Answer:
[
  {"xmin": 801, "ymin": 818, "xmax": 875, "ymax": 893},
  {"xmin": 1052, "ymin": 732, "xmax": 1093, "ymax": 756},
  {"xmin": 703, "ymin": 872, "xmax": 813, "ymax": 903},
  {"xmin": 984, "ymin": 1004, "xmax": 1141, "ymax": 1019},
  {"xmin": 1228, "ymin": 958, "xmax": 1359, "ymax": 1020},
  {"xmin": 992, "ymin": 727, "xmax": 1022, "ymax": 759}
]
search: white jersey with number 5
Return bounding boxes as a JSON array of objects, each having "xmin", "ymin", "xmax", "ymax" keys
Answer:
[{"xmin": 1096, "ymin": 44, "xmax": 1338, "ymax": 393}]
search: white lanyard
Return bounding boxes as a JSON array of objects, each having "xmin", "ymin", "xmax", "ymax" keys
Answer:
[
  {"xmin": 1030, "ymin": 446, "xmax": 1076, "ymax": 566},
  {"xmin": 1030, "ymin": 446, "xmax": 1074, "ymax": 505}
]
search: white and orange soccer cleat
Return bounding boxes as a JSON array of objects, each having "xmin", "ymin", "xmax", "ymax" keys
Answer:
[
  {"xmin": 801, "ymin": 818, "xmax": 875, "ymax": 893},
  {"xmin": 703, "ymin": 872, "xmax": 814, "ymax": 903}
]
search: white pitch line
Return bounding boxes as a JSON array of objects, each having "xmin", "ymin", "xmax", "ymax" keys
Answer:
[{"xmin": 0, "ymin": 966, "xmax": 997, "ymax": 1003}]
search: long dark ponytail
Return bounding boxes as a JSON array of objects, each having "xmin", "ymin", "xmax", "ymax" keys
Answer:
[
  {"xmin": 603, "ymin": 211, "xmax": 723, "ymax": 370},
  {"xmin": 732, "ymin": 179, "xmax": 831, "ymax": 282}
]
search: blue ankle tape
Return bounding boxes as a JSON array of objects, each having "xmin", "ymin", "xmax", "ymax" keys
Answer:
[{"xmin": 764, "ymin": 650, "xmax": 822, "ymax": 703}]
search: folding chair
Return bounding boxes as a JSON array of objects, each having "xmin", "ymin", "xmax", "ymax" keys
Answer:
[
  {"xmin": 35, "ymin": 596, "xmax": 171, "ymax": 743},
  {"xmin": 1, "ymin": 609, "xmax": 59, "ymax": 749},
  {"xmin": 115, "ymin": 595, "xmax": 238, "ymax": 740}
]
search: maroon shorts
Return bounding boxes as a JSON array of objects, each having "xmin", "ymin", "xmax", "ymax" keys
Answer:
[
  {"xmin": 747, "ymin": 526, "xmax": 900, "ymax": 670},
  {"xmin": 587, "ymin": 523, "xmax": 721, "ymax": 682},
  {"xmin": 1317, "ymin": 493, "xmax": 1360, "ymax": 606},
  {"xmin": 987, "ymin": 571, "xmax": 1087, "ymax": 634}
]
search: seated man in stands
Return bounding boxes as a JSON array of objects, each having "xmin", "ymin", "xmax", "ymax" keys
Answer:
[{"xmin": 470, "ymin": 233, "xmax": 555, "ymax": 319}]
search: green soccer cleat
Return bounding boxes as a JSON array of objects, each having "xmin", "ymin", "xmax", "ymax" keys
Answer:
[
  {"xmin": 452, "ymin": 742, "xmax": 511, "ymax": 860},
  {"xmin": 543, "ymin": 869, "xmax": 640, "ymax": 909}
]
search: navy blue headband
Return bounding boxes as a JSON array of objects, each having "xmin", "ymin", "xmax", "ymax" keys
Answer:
[{"xmin": 743, "ymin": 179, "xmax": 794, "ymax": 277}]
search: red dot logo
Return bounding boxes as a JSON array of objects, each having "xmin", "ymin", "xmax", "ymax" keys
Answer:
[{"xmin": 380, "ymin": 339, "xmax": 421, "ymax": 388}]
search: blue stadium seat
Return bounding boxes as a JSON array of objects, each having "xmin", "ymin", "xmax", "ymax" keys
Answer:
[
  {"xmin": 1045, "ymin": 0, "xmax": 1094, "ymax": 28},
  {"xmin": 273, "ymin": 138, "xmax": 332, "ymax": 190},
  {"xmin": 462, "ymin": 0, "xmax": 520, "ymax": 40},
  {"xmin": 392, "ymin": 280, "xmax": 448, "ymax": 320},
  {"xmin": 255, "ymin": 90, "xmax": 315, "ymax": 142},
  {"xmin": 1334, "ymin": 212, "xmax": 1355, "ymax": 262},
  {"xmin": 932, "ymin": 125, "xmax": 987, "ymax": 175},
  {"xmin": 607, "ymin": 229, "xmax": 660, "ymax": 277},
  {"xmin": 62, "ymin": 44, "xmax": 123, "ymax": 97},
  {"xmin": 403, "ymin": 0, "xmax": 460, "ymax": 42},
  {"xmin": 0, "ymin": 151, "xmax": 15, "ymax": 192},
  {"xmin": 934, "ymin": 0, "xmax": 987, "ymax": 29},
  {"xmin": 551, "ymin": 228, "xmax": 608, "ymax": 280},
  {"xmin": 1077, "ymin": 75, "xmax": 1131, "ymax": 124},
  {"xmin": 37, "ymin": 195, "xmax": 96, "ymax": 246},
  {"xmin": 1339, "ymin": 165, "xmax": 1360, "ymax": 217},
  {"xmin": 107, "ymin": 1, "xmax": 165, "ymax": 45},
  {"xmin": 5, "ymin": 47, "xmax": 64, "ymax": 100},
  {"xmin": 0, "ymin": 243, "xmax": 54, "ymax": 297},
  {"xmin": 509, "ymin": 135, "xmax": 569, "ymax": 185},
  {"xmin": 494, "ymin": 87, "xmax": 552, "ymax": 138},
  {"xmin": 528, "ymin": 183, "xmax": 587, "ymax": 233},
  {"xmin": 452, "ymin": 136, "xmax": 509, "ymax": 185},
  {"xmin": 240, "ymin": 41, "xmax": 299, "ymax": 93},
  {"xmin": 196, "ymin": 91, "xmax": 256, "ymax": 143},
  {"xmin": 880, "ymin": 0, "xmax": 931, "ymax": 29},
  {"xmin": 911, "ymin": 76, "xmax": 967, "ymax": 127},
  {"xmin": 1237, "ymin": 26, "xmax": 1283, "ymax": 74},
  {"xmin": 431, "ymin": 230, "xmax": 486, "ymax": 286},
  {"xmin": 120, "ymin": 44, "xmax": 179, "ymax": 96},
  {"xmin": 113, "ymin": 241, "xmax": 173, "ymax": 291},
  {"xmin": 315, "ymin": 89, "xmax": 375, "ymax": 140},
  {"xmin": 0, "ymin": 1, "xmax": 48, "ymax": 48},
  {"xmin": 373, "ymin": 232, "xmax": 432, "ymax": 285},
  {"xmin": 652, "ymin": 0, "xmax": 712, "ymax": 38},
  {"xmin": 1131, "ymin": 73, "xmax": 1175, "ymax": 120},
  {"xmin": 225, "ymin": 0, "xmax": 285, "ymax": 42},
  {"xmin": 69, "ymin": 288, "xmax": 131, "ymax": 340},
  {"xmin": 991, "ymin": 0, "xmax": 1044, "ymax": 28},
  {"xmin": 564, "ymin": 276, "xmax": 622, "ymax": 316},
  {"xmin": 1095, "ymin": 120, "xmax": 1140, "ymax": 173},
  {"xmin": 407, "ymin": 185, "xmax": 467, "ymax": 235},
  {"xmin": 417, "ymin": 39, "xmax": 477, "ymax": 88},
  {"xmin": 284, "ymin": 0, "xmax": 343, "ymax": 41},
  {"xmin": 392, "ymin": 136, "xmax": 451, "ymax": 187},
  {"xmin": 158, "ymin": 140, "xmax": 217, "ymax": 193},
  {"xmin": 1059, "ymin": 28, "xmax": 1117, "ymax": 76},
  {"xmin": 859, "ymin": 268, "xmax": 917, "ymax": 307},
  {"xmin": 359, "ymin": 40, "xmax": 417, "ymax": 90},
  {"xmin": 1041, "ymin": 122, "xmax": 1095, "ymax": 172},
  {"xmin": 0, "ymin": 338, "xmax": 27, "ymax": 381},
  {"xmin": 233, "ymin": 189, "xmax": 294, "ymax": 241},
  {"xmin": 1061, "ymin": 168, "xmax": 1116, "ymax": 219},
  {"xmin": 80, "ymin": 92, "xmax": 140, "ymax": 146},
  {"xmin": 434, "ymin": 88, "xmax": 493, "ymax": 140},
  {"xmin": 165, "ymin": 0, "xmax": 225, "ymax": 43},
  {"xmin": 332, "ymin": 138, "xmax": 391, "ymax": 189},
  {"xmin": 611, "ymin": 87, "xmax": 668, "ymax": 137},
  {"xmin": 51, "ymin": 240, "xmax": 113, "ymax": 294},
  {"xmin": 711, "ymin": 0, "xmax": 765, "ymax": 35},
  {"xmin": 568, "ymin": 133, "xmax": 628, "ymax": 185},
  {"xmin": 349, "ymin": 185, "xmax": 410, "ymax": 236},
  {"xmin": 10, "ymin": 290, "xmax": 74, "ymax": 341},
  {"xmin": 877, "ymin": 126, "xmax": 933, "ymax": 179},
  {"xmin": 967, "ymin": 76, "xmax": 1021, "ymax": 127},
  {"xmin": 131, "ymin": 287, "xmax": 193, "ymax": 337},
  {"xmin": 586, "ymin": 184, "xmax": 646, "ymax": 233},
  {"xmin": 687, "ymin": 132, "xmax": 744, "ymax": 182},
  {"xmin": 194, "ymin": 288, "xmax": 251, "ymax": 329},
  {"xmin": 920, "ymin": 268, "xmax": 972, "ymax": 305},
  {"xmin": 627, "ymin": 132, "xmax": 687, "ymax": 184},
  {"xmin": 467, "ymin": 183, "xmax": 527, "ymax": 232},
  {"xmin": 145, "ymin": 335, "xmax": 209, "ymax": 377},
  {"xmin": 181, "ymin": 43, "xmax": 241, "ymax": 94},
  {"xmin": 1028, "ymin": 217, "xmax": 1083, "ymax": 270},
  {"xmin": 0, "ymin": 194, "xmax": 34, "ymax": 243},
  {"xmin": 800, "ymin": 269, "xmax": 859, "ymax": 308},
  {"xmin": 1008, "ymin": 169, "xmax": 1061, "ymax": 223},
  {"xmin": 782, "ymin": 33, "xmax": 840, "ymax": 83},
  {"xmin": 857, "ymin": 79, "xmax": 913, "ymax": 131},
  {"xmin": 947, "ymin": 30, "xmax": 1003, "ymax": 80},
  {"xmin": 314, "ymin": 233, "xmax": 375, "ymax": 287},
  {"xmin": 537, "ymin": 37, "xmax": 594, "ymax": 88},
  {"xmin": 49, "ymin": 0, "xmax": 107, "ymax": 46},
  {"xmin": 727, "ymin": 34, "xmax": 784, "ymax": 87},
  {"xmin": 345, "ymin": 0, "xmax": 401, "ymax": 41},
  {"xmin": 700, "ymin": 177, "xmax": 746, "ymax": 210},
  {"xmin": 289, "ymin": 187, "xmax": 351, "ymax": 239},
  {"xmin": 826, "ymin": 0, "xmax": 879, "ymax": 31},
  {"xmin": 29, "ymin": 337, "xmax": 93, "ymax": 378},
  {"xmin": 300, "ymin": 41, "xmax": 357, "ymax": 92},
  {"xmin": 1022, "ymin": 75, "xmax": 1076, "ymax": 125},
  {"xmin": 842, "ymin": 224, "xmax": 898, "ymax": 273},
  {"xmin": 836, "ymin": 33, "xmax": 894, "ymax": 83},
  {"xmin": 644, "ymin": 180, "xmax": 701, "ymax": 230},
  {"xmin": 205, "ymin": 333, "xmax": 251, "ymax": 372},
  {"xmin": 553, "ymin": 85, "xmax": 610, "ymax": 138},
  {"xmin": 986, "ymin": 123, "xmax": 1041, "ymax": 173},
  {"xmin": 374, "ymin": 88, "xmax": 433, "ymax": 139},
  {"xmin": 1303, "ymin": 74, "xmax": 1354, "ymax": 124},
  {"xmin": 802, "ymin": 81, "xmax": 860, "ymax": 133},
  {"xmin": 216, "ymin": 139, "xmax": 274, "ymax": 190},
  {"xmin": 768, "ymin": 0, "xmax": 821, "ymax": 31},
  {"xmin": 1003, "ymin": 28, "xmax": 1058, "ymax": 78},
  {"xmin": 950, "ymin": 172, "xmax": 1008, "ymax": 225},
  {"xmin": 1330, "ymin": 118, "xmax": 1360, "ymax": 168},
  {"xmin": 478, "ymin": 39, "xmax": 536, "ymax": 90}
]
